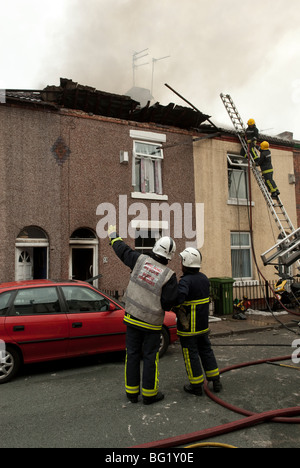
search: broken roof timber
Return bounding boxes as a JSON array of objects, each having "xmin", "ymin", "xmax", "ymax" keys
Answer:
[{"xmin": 4, "ymin": 78, "xmax": 214, "ymax": 132}]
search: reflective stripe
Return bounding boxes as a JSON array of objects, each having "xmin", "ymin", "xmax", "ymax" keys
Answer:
[
  {"xmin": 177, "ymin": 328, "xmax": 209, "ymax": 337},
  {"xmin": 124, "ymin": 313, "xmax": 162, "ymax": 331},
  {"xmin": 125, "ymin": 385, "xmax": 140, "ymax": 394},
  {"xmin": 266, "ymin": 180, "xmax": 277, "ymax": 193},
  {"xmin": 182, "ymin": 348, "xmax": 204, "ymax": 385},
  {"xmin": 191, "ymin": 304, "xmax": 196, "ymax": 333},
  {"xmin": 125, "ymin": 351, "xmax": 140, "ymax": 394},
  {"xmin": 111, "ymin": 237, "xmax": 123, "ymax": 246},
  {"xmin": 142, "ymin": 352, "xmax": 160, "ymax": 397},
  {"xmin": 182, "ymin": 298, "xmax": 210, "ymax": 306},
  {"xmin": 177, "ymin": 297, "xmax": 210, "ymax": 335},
  {"xmin": 182, "ymin": 298, "xmax": 209, "ymax": 333},
  {"xmin": 262, "ymin": 169, "xmax": 273, "ymax": 175},
  {"xmin": 183, "ymin": 348, "xmax": 192, "ymax": 380},
  {"xmin": 251, "ymin": 148, "xmax": 258, "ymax": 159},
  {"xmin": 206, "ymin": 368, "xmax": 220, "ymax": 379},
  {"xmin": 142, "ymin": 388, "xmax": 157, "ymax": 397}
]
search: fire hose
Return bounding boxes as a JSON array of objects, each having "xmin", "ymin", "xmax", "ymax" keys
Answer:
[{"xmin": 132, "ymin": 355, "xmax": 300, "ymax": 449}]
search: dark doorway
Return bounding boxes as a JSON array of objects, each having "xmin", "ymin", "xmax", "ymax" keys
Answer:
[
  {"xmin": 33, "ymin": 247, "xmax": 48, "ymax": 279},
  {"xmin": 72, "ymin": 248, "xmax": 94, "ymax": 281}
]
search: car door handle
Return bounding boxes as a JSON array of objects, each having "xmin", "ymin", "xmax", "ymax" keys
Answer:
[
  {"xmin": 72, "ymin": 322, "xmax": 83, "ymax": 328},
  {"xmin": 13, "ymin": 325, "xmax": 25, "ymax": 331}
]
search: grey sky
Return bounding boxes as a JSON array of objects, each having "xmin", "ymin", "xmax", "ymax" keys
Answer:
[{"xmin": 1, "ymin": 0, "xmax": 299, "ymax": 138}]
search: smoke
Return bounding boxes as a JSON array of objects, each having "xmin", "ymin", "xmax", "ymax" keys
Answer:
[{"xmin": 2, "ymin": 0, "xmax": 300, "ymax": 137}]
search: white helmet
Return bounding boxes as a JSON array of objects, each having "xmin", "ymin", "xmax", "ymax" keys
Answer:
[
  {"xmin": 180, "ymin": 247, "xmax": 202, "ymax": 268},
  {"xmin": 152, "ymin": 236, "xmax": 176, "ymax": 260}
]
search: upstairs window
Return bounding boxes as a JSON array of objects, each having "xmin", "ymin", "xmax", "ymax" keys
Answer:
[
  {"xmin": 132, "ymin": 141, "xmax": 163, "ymax": 195},
  {"xmin": 227, "ymin": 154, "xmax": 249, "ymax": 201}
]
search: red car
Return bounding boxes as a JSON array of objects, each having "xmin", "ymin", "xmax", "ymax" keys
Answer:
[{"xmin": 0, "ymin": 280, "xmax": 178, "ymax": 384}]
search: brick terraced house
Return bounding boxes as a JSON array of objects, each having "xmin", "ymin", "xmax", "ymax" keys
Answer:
[
  {"xmin": 0, "ymin": 79, "xmax": 214, "ymax": 291},
  {"xmin": 0, "ymin": 79, "xmax": 298, "ymax": 293}
]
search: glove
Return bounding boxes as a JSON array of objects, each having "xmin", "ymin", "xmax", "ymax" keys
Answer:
[
  {"xmin": 108, "ymin": 225, "xmax": 117, "ymax": 238},
  {"xmin": 172, "ymin": 305, "xmax": 190, "ymax": 331},
  {"xmin": 108, "ymin": 225, "xmax": 123, "ymax": 246}
]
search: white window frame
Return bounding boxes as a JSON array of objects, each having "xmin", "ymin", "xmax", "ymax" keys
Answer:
[
  {"xmin": 227, "ymin": 154, "xmax": 248, "ymax": 168},
  {"xmin": 130, "ymin": 220, "xmax": 168, "ymax": 254},
  {"xmin": 69, "ymin": 238, "xmax": 99, "ymax": 287},
  {"xmin": 231, "ymin": 232, "xmax": 253, "ymax": 280},
  {"xmin": 227, "ymin": 153, "xmax": 252, "ymax": 205},
  {"xmin": 15, "ymin": 237, "xmax": 49, "ymax": 281},
  {"xmin": 132, "ymin": 140, "xmax": 163, "ymax": 195},
  {"xmin": 130, "ymin": 130, "xmax": 168, "ymax": 201}
]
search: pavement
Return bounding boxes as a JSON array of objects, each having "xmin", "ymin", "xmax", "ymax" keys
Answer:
[{"xmin": 209, "ymin": 308, "xmax": 300, "ymax": 337}]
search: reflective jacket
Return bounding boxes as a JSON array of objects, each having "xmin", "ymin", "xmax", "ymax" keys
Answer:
[
  {"xmin": 175, "ymin": 271, "xmax": 210, "ymax": 336},
  {"xmin": 111, "ymin": 238, "xmax": 177, "ymax": 332},
  {"xmin": 255, "ymin": 149, "xmax": 273, "ymax": 173},
  {"xmin": 246, "ymin": 125, "xmax": 259, "ymax": 143},
  {"xmin": 124, "ymin": 254, "xmax": 175, "ymax": 328}
]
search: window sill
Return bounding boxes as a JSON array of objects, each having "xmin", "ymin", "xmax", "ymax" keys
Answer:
[
  {"xmin": 131, "ymin": 192, "xmax": 169, "ymax": 201},
  {"xmin": 227, "ymin": 199, "xmax": 255, "ymax": 207}
]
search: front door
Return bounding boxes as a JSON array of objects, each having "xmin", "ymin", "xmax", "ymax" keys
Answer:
[
  {"xmin": 16, "ymin": 247, "xmax": 48, "ymax": 281},
  {"xmin": 16, "ymin": 249, "xmax": 33, "ymax": 281}
]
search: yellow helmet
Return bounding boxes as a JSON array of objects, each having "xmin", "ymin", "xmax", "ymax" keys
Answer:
[
  {"xmin": 247, "ymin": 118, "xmax": 255, "ymax": 126},
  {"xmin": 260, "ymin": 141, "xmax": 270, "ymax": 150}
]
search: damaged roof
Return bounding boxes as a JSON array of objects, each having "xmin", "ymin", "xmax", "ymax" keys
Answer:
[{"xmin": 4, "ymin": 78, "xmax": 213, "ymax": 131}]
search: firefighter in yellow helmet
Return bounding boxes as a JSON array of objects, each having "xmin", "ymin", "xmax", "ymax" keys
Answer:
[
  {"xmin": 246, "ymin": 119, "xmax": 259, "ymax": 146},
  {"xmin": 255, "ymin": 141, "xmax": 280, "ymax": 199},
  {"xmin": 241, "ymin": 119, "xmax": 259, "ymax": 161}
]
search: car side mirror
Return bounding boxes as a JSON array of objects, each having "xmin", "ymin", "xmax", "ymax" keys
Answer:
[{"xmin": 109, "ymin": 303, "xmax": 116, "ymax": 312}]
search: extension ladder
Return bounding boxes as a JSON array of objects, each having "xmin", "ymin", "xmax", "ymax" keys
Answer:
[{"xmin": 220, "ymin": 93, "xmax": 300, "ymax": 268}]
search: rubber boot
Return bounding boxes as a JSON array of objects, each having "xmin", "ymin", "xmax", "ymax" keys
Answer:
[
  {"xmin": 143, "ymin": 392, "xmax": 165, "ymax": 405},
  {"xmin": 126, "ymin": 393, "xmax": 139, "ymax": 403},
  {"xmin": 184, "ymin": 384, "xmax": 203, "ymax": 396},
  {"xmin": 212, "ymin": 378, "xmax": 223, "ymax": 393}
]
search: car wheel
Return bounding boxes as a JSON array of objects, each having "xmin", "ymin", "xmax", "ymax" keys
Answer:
[
  {"xmin": 159, "ymin": 327, "xmax": 170, "ymax": 357},
  {"xmin": 0, "ymin": 346, "xmax": 21, "ymax": 384}
]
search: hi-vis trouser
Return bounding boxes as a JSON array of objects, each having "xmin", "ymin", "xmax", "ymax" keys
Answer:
[
  {"xmin": 242, "ymin": 145, "xmax": 258, "ymax": 161},
  {"xmin": 125, "ymin": 324, "xmax": 161, "ymax": 399},
  {"xmin": 262, "ymin": 169, "xmax": 278, "ymax": 194},
  {"xmin": 178, "ymin": 299, "xmax": 219, "ymax": 388},
  {"xmin": 180, "ymin": 334, "xmax": 220, "ymax": 388}
]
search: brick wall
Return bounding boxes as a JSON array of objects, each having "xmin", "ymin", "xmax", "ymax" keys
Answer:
[{"xmin": 0, "ymin": 104, "xmax": 195, "ymax": 290}]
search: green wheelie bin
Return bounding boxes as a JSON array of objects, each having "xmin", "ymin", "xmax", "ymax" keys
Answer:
[{"xmin": 209, "ymin": 277, "xmax": 235, "ymax": 316}]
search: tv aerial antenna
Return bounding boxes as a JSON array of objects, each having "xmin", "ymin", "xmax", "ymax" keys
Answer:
[
  {"xmin": 132, "ymin": 49, "xmax": 149, "ymax": 86},
  {"xmin": 151, "ymin": 55, "xmax": 170, "ymax": 96}
]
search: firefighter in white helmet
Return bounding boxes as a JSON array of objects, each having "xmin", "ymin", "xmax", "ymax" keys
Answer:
[
  {"xmin": 108, "ymin": 227, "xmax": 177, "ymax": 405},
  {"xmin": 173, "ymin": 247, "xmax": 222, "ymax": 395}
]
